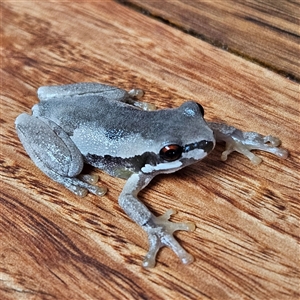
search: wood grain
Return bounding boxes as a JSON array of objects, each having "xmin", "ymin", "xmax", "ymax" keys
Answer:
[
  {"xmin": 122, "ymin": 0, "xmax": 300, "ymax": 80},
  {"xmin": 1, "ymin": 1, "xmax": 299, "ymax": 300}
]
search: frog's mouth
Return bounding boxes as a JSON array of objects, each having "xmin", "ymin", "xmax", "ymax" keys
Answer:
[{"xmin": 141, "ymin": 160, "xmax": 183, "ymax": 174}]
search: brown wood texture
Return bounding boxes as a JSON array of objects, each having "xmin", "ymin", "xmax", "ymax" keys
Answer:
[
  {"xmin": 1, "ymin": 1, "xmax": 299, "ymax": 300},
  {"xmin": 123, "ymin": 0, "xmax": 300, "ymax": 80}
]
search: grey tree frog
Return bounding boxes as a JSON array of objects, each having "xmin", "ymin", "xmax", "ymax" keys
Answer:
[{"xmin": 15, "ymin": 82, "xmax": 288, "ymax": 268}]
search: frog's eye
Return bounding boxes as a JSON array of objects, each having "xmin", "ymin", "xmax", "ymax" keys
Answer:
[
  {"xmin": 197, "ymin": 103, "xmax": 204, "ymax": 116},
  {"xmin": 160, "ymin": 144, "xmax": 183, "ymax": 161}
]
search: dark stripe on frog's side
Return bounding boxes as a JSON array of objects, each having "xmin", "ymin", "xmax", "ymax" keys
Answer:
[{"xmin": 84, "ymin": 152, "xmax": 160, "ymax": 179}]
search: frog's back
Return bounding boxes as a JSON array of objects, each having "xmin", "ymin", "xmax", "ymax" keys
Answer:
[
  {"xmin": 33, "ymin": 93, "xmax": 138, "ymax": 134},
  {"xmin": 32, "ymin": 83, "xmax": 134, "ymax": 132}
]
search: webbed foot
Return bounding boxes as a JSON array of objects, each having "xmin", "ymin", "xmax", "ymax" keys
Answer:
[
  {"xmin": 221, "ymin": 131, "xmax": 288, "ymax": 165},
  {"xmin": 142, "ymin": 209, "xmax": 195, "ymax": 268}
]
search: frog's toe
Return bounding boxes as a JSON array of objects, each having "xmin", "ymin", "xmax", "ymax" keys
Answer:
[
  {"xmin": 55, "ymin": 175, "xmax": 107, "ymax": 197},
  {"xmin": 222, "ymin": 131, "xmax": 288, "ymax": 164},
  {"xmin": 143, "ymin": 230, "xmax": 194, "ymax": 268},
  {"xmin": 262, "ymin": 135, "xmax": 289, "ymax": 158},
  {"xmin": 128, "ymin": 88, "xmax": 144, "ymax": 99},
  {"xmin": 221, "ymin": 141, "xmax": 263, "ymax": 165},
  {"xmin": 132, "ymin": 101, "xmax": 156, "ymax": 111},
  {"xmin": 87, "ymin": 185, "xmax": 107, "ymax": 196},
  {"xmin": 142, "ymin": 210, "xmax": 195, "ymax": 268},
  {"xmin": 66, "ymin": 182, "xmax": 107, "ymax": 198},
  {"xmin": 143, "ymin": 235, "xmax": 161, "ymax": 268},
  {"xmin": 128, "ymin": 88, "xmax": 156, "ymax": 111},
  {"xmin": 72, "ymin": 186, "xmax": 88, "ymax": 197},
  {"xmin": 70, "ymin": 183, "xmax": 107, "ymax": 197},
  {"xmin": 79, "ymin": 174, "xmax": 99, "ymax": 184},
  {"xmin": 77, "ymin": 174, "xmax": 107, "ymax": 196},
  {"xmin": 155, "ymin": 209, "xmax": 196, "ymax": 233}
]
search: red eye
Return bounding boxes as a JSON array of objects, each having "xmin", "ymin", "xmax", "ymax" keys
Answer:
[{"xmin": 159, "ymin": 144, "xmax": 183, "ymax": 161}]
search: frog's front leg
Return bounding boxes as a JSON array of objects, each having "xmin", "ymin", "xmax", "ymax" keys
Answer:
[
  {"xmin": 15, "ymin": 113, "xmax": 106, "ymax": 197},
  {"xmin": 119, "ymin": 173, "xmax": 195, "ymax": 268},
  {"xmin": 208, "ymin": 122, "xmax": 288, "ymax": 164}
]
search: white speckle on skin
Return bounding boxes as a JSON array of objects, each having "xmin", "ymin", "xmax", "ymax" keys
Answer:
[
  {"xmin": 141, "ymin": 161, "xmax": 182, "ymax": 173},
  {"xmin": 184, "ymin": 107, "xmax": 196, "ymax": 117},
  {"xmin": 182, "ymin": 148, "xmax": 207, "ymax": 160},
  {"xmin": 71, "ymin": 124, "xmax": 158, "ymax": 158}
]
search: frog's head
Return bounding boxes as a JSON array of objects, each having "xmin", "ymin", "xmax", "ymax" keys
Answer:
[{"xmin": 141, "ymin": 101, "xmax": 215, "ymax": 175}]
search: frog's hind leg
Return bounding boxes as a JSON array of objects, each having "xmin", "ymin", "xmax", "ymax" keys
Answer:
[
  {"xmin": 15, "ymin": 113, "xmax": 106, "ymax": 197},
  {"xmin": 37, "ymin": 82, "xmax": 129, "ymax": 103}
]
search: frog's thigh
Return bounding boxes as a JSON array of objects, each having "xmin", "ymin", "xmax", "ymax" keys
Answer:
[
  {"xmin": 38, "ymin": 83, "xmax": 128, "ymax": 102},
  {"xmin": 15, "ymin": 113, "xmax": 83, "ymax": 177}
]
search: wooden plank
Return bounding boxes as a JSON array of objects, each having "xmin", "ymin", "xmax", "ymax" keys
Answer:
[
  {"xmin": 1, "ymin": 1, "xmax": 299, "ymax": 300},
  {"xmin": 122, "ymin": 0, "xmax": 300, "ymax": 80}
]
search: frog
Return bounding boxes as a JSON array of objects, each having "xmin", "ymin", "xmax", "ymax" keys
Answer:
[{"xmin": 15, "ymin": 82, "xmax": 288, "ymax": 268}]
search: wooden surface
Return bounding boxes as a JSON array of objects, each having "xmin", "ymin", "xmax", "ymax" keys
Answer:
[
  {"xmin": 1, "ymin": 1, "xmax": 299, "ymax": 300},
  {"xmin": 123, "ymin": 0, "xmax": 300, "ymax": 80}
]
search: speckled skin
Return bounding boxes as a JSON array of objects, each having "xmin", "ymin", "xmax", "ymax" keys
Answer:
[
  {"xmin": 32, "ymin": 85, "xmax": 213, "ymax": 177},
  {"xmin": 15, "ymin": 83, "xmax": 288, "ymax": 267}
]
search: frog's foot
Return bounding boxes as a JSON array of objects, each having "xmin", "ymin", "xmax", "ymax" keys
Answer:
[
  {"xmin": 128, "ymin": 88, "xmax": 156, "ymax": 111},
  {"xmin": 221, "ymin": 131, "xmax": 289, "ymax": 165},
  {"xmin": 53, "ymin": 174, "xmax": 107, "ymax": 197},
  {"xmin": 142, "ymin": 209, "xmax": 195, "ymax": 268},
  {"xmin": 76, "ymin": 175, "xmax": 107, "ymax": 197}
]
